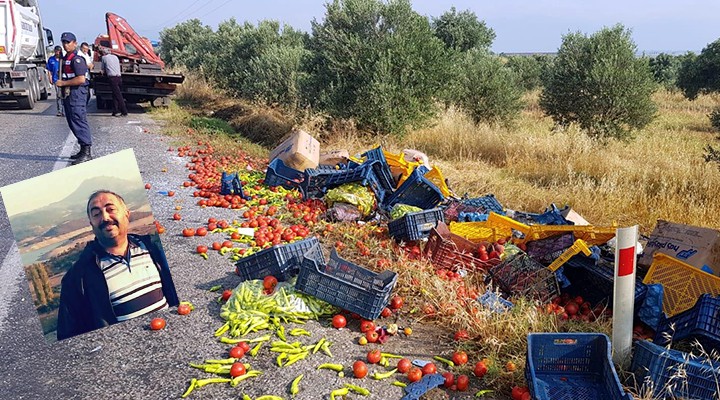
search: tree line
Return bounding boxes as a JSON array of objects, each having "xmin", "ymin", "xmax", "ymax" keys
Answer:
[{"xmin": 159, "ymin": 0, "xmax": 720, "ymax": 141}]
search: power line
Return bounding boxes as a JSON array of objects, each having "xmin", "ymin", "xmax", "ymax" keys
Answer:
[
  {"xmin": 196, "ymin": 0, "xmax": 233, "ymax": 20},
  {"xmin": 156, "ymin": 0, "xmax": 218, "ymax": 30}
]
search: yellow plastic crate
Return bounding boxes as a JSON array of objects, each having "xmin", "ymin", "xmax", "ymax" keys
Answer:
[
  {"xmin": 424, "ymin": 167, "xmax": 453, "ymax": 198},
  {"xmin": 546, "ymin": 239, "xmax": 592, "ymax": 272},
  {"xmin": 383, "ymin": 150, "xmax": 422, "ymax": 187},
  {"xmin": 643, "ymin": 252, "xmax": 720, "ymax": 317},
  {"xmin": 448, "ymin": 221, "xmax": 512, "ymax": 243},
  {"xmin": 486, "ymin": 212, "xmax": 615, "ymax": 245}
]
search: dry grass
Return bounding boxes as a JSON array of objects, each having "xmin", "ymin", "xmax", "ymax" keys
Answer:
[{"xmin": 321, "ymin": 90, "xmax": 720, "ymax": 235}]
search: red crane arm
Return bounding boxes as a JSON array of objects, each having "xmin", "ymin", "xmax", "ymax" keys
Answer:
[{"xmin": 105, "ymin": 12, "xmax": 164, "ymax": 68}]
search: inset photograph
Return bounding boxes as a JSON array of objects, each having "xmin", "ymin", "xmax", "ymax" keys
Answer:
[{"xmin": 0, "ymin": 149, "xmax": 178, "ymax": 342}]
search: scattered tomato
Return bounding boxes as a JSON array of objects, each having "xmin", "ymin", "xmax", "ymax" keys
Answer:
[
  {"xmin": 452, "ymin": 351, "xmax": 468, "ymax": 366},
  {"xmin": 506, "ymin": 361, "xmax": 517, "ymax": 372},
  {"xmin": 390, "ymin": 296, "xmax": 404, "ymax": 310},
  {"xmin": 229, "ymin": 346, "xmax": 245, "ymax": 359},
  {"xmin": 353, "ymin": 361, "xmax": 368, "ymax": 378},
  {"xmin": 149, "ymin": 318, "xmax": 166, "ymax": 330},
  {"xmin": 172, "ymin": 213, "xmax": 181, "ymax": 220},
  {"xmin": 144, "ymin": 183, "xmax": 151, "ymax": 189},
  {"xmin": 456, "ymin": 375, "xmax": 469, "ymax": 391},
  {"xmin": 474, "ymin": 361, "xmax": 488, "ymax": 378},
  {"xmin": 381, "ymin": 307, "xmax": 392, "ymax": 318},
  {"xmin": 263, "ymin": 276, "xmax": 278, "ymax": 291},
  {"xmin": 365, "ymin": 330, "xmax": 379, "ymax": 343},
  {"xmin": 237, "ymin": 342, "xmax": 251, "ymax": 353},
  {"xmin": 196, "ymin": 245, "xmax": 208, "ymax": 254},
  {"xmin": 367, "ymin": 349, "xmax": 382, "ymax": 364},
  {"xmin": 182, "ymin": 228, "xmax": 195, "ymax": 237},
  {"xmin": 407, "ymin": 367, "xmax": 422, "ymax": 383},
  {"xmin": 212, "ymin": 242, "xmax": 222, "ymax": 251},
  {"xmin": 221, "ymin": 289, "xmax": 232, "ymax": 302},
  {"xmin": 177, "ymin": 303, "xmax": 191, "ymax": 315},
  {"xmin": 196, "ymin": 227, "xmax": 208, "ymax": 236},
  {"xmin": 229, "ymin": 362, "xmax": 246, "ymax": 377},
  {"xmin": 360, "ymin": 320, "xmax": 376, "ymax": 333},
  {"xmin": 421, "ymin": 362, "xmax": 437, "ymax": 375},
  {"xmin": 332, "ymin": 315, "xmax": 347, "ymax": 329},
  {"xmin": 397, "ymin": 358, "xmax": 411, "ymax": 373},
  {"xmin": 454, "ymin": 330, "xmax": 470, "ymax": 341},
  {"xmin": 442, "ymin": 372, "xmax": 454, "ymax": 388}
]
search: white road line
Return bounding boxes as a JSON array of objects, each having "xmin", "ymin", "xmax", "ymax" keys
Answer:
[{"xmin": 52, "ymin": 131, "xmax": 77, "ymax": 171}]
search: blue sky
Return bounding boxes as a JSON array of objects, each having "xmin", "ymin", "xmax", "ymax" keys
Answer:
[{"xmin": 39, "ymin": 0, "xmax": 720, "ymax": 54}]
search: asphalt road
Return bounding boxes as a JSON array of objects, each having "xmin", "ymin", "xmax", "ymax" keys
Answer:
[{"xmin": 0, "ymin": 97, "xmax": 474, "ymax": 400}]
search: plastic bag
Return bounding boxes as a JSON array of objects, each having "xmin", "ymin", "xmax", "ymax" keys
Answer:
[{"xmin": 325, "ymin": 183, "xmax": 375, "ymax": 216}]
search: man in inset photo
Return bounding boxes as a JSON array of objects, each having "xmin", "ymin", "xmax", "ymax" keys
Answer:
[{"xmin": 56, "ymin": 190, "xmax": 178, "ymax": 340}]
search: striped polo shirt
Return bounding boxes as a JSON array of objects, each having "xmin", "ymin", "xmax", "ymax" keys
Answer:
[{"xmin": 97, "ymin": 237, "xmax": 168, "ymax": 321}]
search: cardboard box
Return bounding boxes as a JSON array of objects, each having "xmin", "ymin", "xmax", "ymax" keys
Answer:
[
  {"xmin": 639, "ymin": 220, "xmax": 720, "ymax": 276},
  {"xmin": 319, "ymin": 149, "xmax": 349, "ymax": 166},
  {"xmin": 560, "ymin": 207, "xmax": 590, "ymax": 226},
  {"xmin": 269, "ymin": 130, "xmax": 320, "ymax": 171}
]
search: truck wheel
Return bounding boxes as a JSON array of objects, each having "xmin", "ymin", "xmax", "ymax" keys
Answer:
[
  {"xmin": 17, "ymin": 94, "xmax": 34, "ymax": 110},
  {"xmin": 29, "ymin": 69, "xmax": 40, "ymax": 103},
  {"xmin": 40, "ymin": 85, "xmax": 49, "ymax": 100}
]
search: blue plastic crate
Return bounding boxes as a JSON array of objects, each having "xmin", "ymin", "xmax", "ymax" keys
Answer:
[
  {"xmin": 565, "ymin": 256, "xmax": 648, "ymax": 308},
  {"xmin": 235, "ymin": 237, "xmax": 320, "ymax": 282},
  {"xmin": 513, "ymin": 204, "xmax": 571, "ymax": 225},
  {"xmin": 302, "ymin": 167, "xmax": 344, "ymax": 199},
  {"xmin": 387, "ymin": 208, "xmax": 444, "ymax": 242},
  {"xmin": 264, "ymin": 158, "xmax": 305, "ymax": 191},
  {"xmin": 220, "ymin": 171, "xmax": 248, "ymax": 199},
  {"xmin": 297, "ymin": 244, "xmax": 398, "ymax": 320},
  {"xmin": 526, "ymin": 333, "xmax": 632, "ymax": 400},
  {"xmin": 654, "ymin": 294, "xmax": 720, "ymax": 351},
  {"xmin": 477, "ymin": 291, "xmax": 513, "ymax": 313},
  {"xmin": 488, "ymin": 253, "xmax": 559, "ymax": 302},
  {"xmin": 324, "ymin": 160, "xmax": 388, "ymax": 204},
  {"xmin": 383, "ymin": 166, "xmax": 444, "ymax": 211},
  {"xmin": 631, "ymin": 339, "xmax": 720, "ymax": 400},
  {"xmin": 462, "ymin": 194, "xmax": 504, "ymax": 214},
  {"xmin": 362, "ymin": 146, "xmax": 396, "ymax": 193}
]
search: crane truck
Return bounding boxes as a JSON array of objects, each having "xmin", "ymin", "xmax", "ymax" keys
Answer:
[
  {"xmin": 91, "ymin": 12, "xmax": 184, "ymax": 109},
  {"xmin": 0, "ymin": 0, "xmax": 54, "ymax": 109}
]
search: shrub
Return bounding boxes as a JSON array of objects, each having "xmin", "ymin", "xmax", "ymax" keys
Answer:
[
  {"xmin": 710, "ymin": 107, "xmax": 720, "ymax": 131},
  {"xmin": 648, "ymin": 53, "xmax": 681, "ymax": 90},
  {"xmin": 305, "ymin": 0, "xmax": 452, "ymax": 136},
  {"xmin": 540, "ymin": 24, "xmax": 657, "ymax": 140},
  {"xmin": 677, "ymin": 39, "xmax": 720, "ymax": 100},
  {"xmin": 450, "ymin": 50, "xmax": 524, "ymax": 125},
  {"xmin": 431, "ymin": 7, "xmax": 495, "ymax": 52}
]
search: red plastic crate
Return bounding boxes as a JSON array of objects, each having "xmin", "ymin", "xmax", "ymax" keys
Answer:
[{"xmin": 423, "ymin": 222, "xmax": 500, "ymax": 272}]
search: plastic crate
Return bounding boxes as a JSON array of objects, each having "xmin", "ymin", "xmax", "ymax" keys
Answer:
[
  {"xmin": 631, "ymin": 339, "xmax": 720, "ymax": 400},
  {"xmin": 324, "ymin": 160, "xmax": 388, "ymax": 204},
  {"xmin": 442, "ymin": 195, "xmax": 504, "ymax": 222},
  {"xmin": 297, "ymin": 244, "xmax": 398, "ymax": 320},
  {"xmin": 383, "ymin": 166, "xmax": 444, "ymax": 211},
  {"xmin": 654, "ymin": 294, "xmax": 720, "ymax": 350},
  {"xmin": 302, "ymin": 167, "xmax": 344, "ymax": 199},
  {"xmin": 448, "ymin": 221, "xmax": 512, "ymax": 243},
  {"xmin": 524, "ymin": 224, "xmax": 617, "ymax": 246},
  {"xmin": 264, "ymin": 158, "xmax": 305, "ymax": 191},
  {"xmin": 513, "ymin": 204, "xmax": 571, "ymax": 226},
  {"xmin": 526, "ymin": 233, "xmax": 575, "ymax": 265},
  {"xmin": 424, "ymin": 222, "xmax": 501, "ymax": 272},
  {"xmin": 462, "ymin": 195, "xmax": 504, "ymax": 214},
  {"xmin": 424, "ymin": 167, "xmax": 453, "ymax": 198},
  {"xmin": 383, "ymin": 150, "xmax": 422, "ymax": 187},
  {"xmin": 546, "ymin": 239, "xmax": 592, "ymax": 272},
  {"xmin": 564, "ymin": 256, "xmax": 648, "ymax": 308},
  {"xmin": 526, "ymin": 333, "xmax": 632, "ymax": 400},
  {"xmin": 361, "ymin": 146, "xmax": 396, "ymax": 193},
  {"xmin": 235, "ymin": 237, "xmax": 320, "ymax": 282},
  {"xmin": 642, "ymin": 252, "xmax": 720, "ymax": 317},
  {"xmin": 388, "ymin": 208, "xmax": 444, "ymax": 242},
  {"xmin": 487, "ymin": 253, "xmax": 559, "ymax": 302}
]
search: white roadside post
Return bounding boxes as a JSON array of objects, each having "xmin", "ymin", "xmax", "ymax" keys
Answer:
[{"xmin": 612, "ymin": 225, "xmax": 639, "ymax": 367}]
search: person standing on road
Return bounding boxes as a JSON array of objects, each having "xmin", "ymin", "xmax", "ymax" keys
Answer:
[
  {"xmin": 46, "ymin": 45, "xmax": 64, "ymax": 117},
  {"xmin": 56, "ymin": 32, "xmax": 93, "ymax": 165},
  {"xmin": 79, "ymin": 42, "xmax": 94, "ymax": 106},
  {"xmin": 56, "ymin": 190, "xmax": 179, "ymax": 340},
  {"xmin": 100, "ymin": 48, "xmax": 127, "ymax": 117}
]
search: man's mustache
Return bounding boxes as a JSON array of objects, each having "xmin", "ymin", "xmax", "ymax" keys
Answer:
[{"xmin": 99, "ymin": 220, "xmax": 117, "ymax": 230}]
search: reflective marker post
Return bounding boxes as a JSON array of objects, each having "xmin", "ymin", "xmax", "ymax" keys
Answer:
[{"xmin": 612, "ymin": 225, "xmax": 638, "ymax": 367}]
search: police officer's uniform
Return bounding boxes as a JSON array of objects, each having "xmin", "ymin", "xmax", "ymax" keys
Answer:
[{"xmin": 60, "ymin": 32, "xmax": 93, "ymax": 164}]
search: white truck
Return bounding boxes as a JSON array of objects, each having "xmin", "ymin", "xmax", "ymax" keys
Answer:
[{"xmin": 0, "ymin": 0, "xmax": 54, "ymax": 109}]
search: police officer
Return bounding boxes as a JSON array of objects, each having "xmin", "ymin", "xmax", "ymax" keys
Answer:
[{"xmin": 56, "ymin": 32, "xmax": 93, "ymax": 165}]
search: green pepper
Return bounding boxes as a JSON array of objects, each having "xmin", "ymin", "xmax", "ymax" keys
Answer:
[
  {"xmin": 372, "ymin": 368, "xmax": 398, "ymax": 380},
  {"xmin": 290, "ymin": 374, "xmax": 303, "ymax": 397},
  {"xmin": 181, "ymin": 378, "xmax": 197, "ymax": 398},
  {"xmin": 344, "ymin": 383, "xmax": 370, "ymax": 395}
]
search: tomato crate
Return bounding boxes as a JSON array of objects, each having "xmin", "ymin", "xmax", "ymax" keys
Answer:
[
  {"xmin": 487, "ymin": 253, "xmax": 559, "ymax": 303},
  {"xmin": 388, "ymin": 208, "xmax": 444, "ymax": 242},
  {"xmin": 235, "ymin": 237, "xmax": 320, "ymax": 282},
  {"xmin": 324, "ymin": 160, "xmax": 388, "ymax": 203},
  {"xmin": 631, "ymin": 339, "xmax": 720, "ymax": 400},
  {"xmin": 264, "ymin": 158, "xmax": 305, "ymax": 192},
  {"xmin": 361, "ymin": 146, "xmax": 396, "ymax": 193},
  {"xmin": 654, "ymin": 294, "xmax": 720, "ymax": 351},
  {"xmin": 642, "ymin": 252, "xmax": 720, "ymax": 317},
  {"xmin": 383, "ymin": 165, "xmax": 444, "ymax": 211},
  {"xmin": 526, "ymin": 333, "xmax": 632, "ymax": 400},
  {"xmin": 564, "ymin": 256, "xmax": 648, "ymax": 308},
  {"xmin": 424, "ymin": 222, "xmax": 500, "ymax": 272},
  {"xmin": 297, "ymin": 244, "xmax": 398, "ymax": 320}
]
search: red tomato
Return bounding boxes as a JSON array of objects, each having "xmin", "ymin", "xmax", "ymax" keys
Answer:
[
  {"xmin": 172, "ymin": 213, "xmax": 181, "ymax": 220},
  {"xmin": 221, "ymin": 289, "xmax": 232, "ymax": 302},
  {"xmin": 454, "ymin": 330, "xmax": 470, "ymax": 341},
  {"xmin": 182, "ymin": 228, "xmax": 195, "ymax": 237},
  {"xmin": 222, "ymin": 241, "xmax": 233, "ymax": 248},
  {"xmin": 332, "ymin": 315, "xmax": 347, "ymax": 329},
  {"xmin": 211, "ymin": 242, "xmax": 222, "ymax": 251},
  {"xmin": 229, "ymin": 362, "xmax": 246, "ymax": 377},
  {"xmin": 456, "ymin": 375, "xmax": 469, "ymax": 391},
  {"xmin": 168, "ymin": 191, "xmax": 175, "ymax": 197},
  {"xmin": 521, "ymin": 392, "xmax": 531, "ymax": 400},
  {"xmin": 237, "ymin": 342, "xmax": 251, "ymax": 353},
  {"xmin": 564, "ymin": 301, "xmax": 579, "ymax": 316},
  {"xmin": 196, "ymin": 245, "xmax": 208, "ymax": 254},
  {"xmin": 196, "ymin": 227, "xmax": 208, "ymax": 236},
  {"xmin": 442, "ymin": 372, "xmax": 454, "ymax": 388},
  {"xmin": 229, "ymin": 346, "xmax": 245, "ymax": 359},
  {"xmin": 407, "ymin": 367, "xmax": 422, "ymax": 383},
  {"xmin": 381, "ymin": 307, "xmax": 392, "ymax": 318},
  {"xmin": 397, "ymin": 358, "xmax": 411, "ymax": 373},
  {"xmin": 263, "ymin": 276, "xmax": 278, "ymax": 291},
  {"xmin": 421, "ymin": 362, "xmax": 437, "ymax": 375},
  {"xmin": 353, "ymin": 361, "xmax": 368, "ymax": 378},
  {"xmin": 149, "ymin": 318, "xmax": 166, "ymax": 330},
  {"xmin": 452, "ymin": 351, "xmax": 468, "ymax": 365},
  {"xmin": 474, "ymin": 361, "xmax": 488, "ymax": 378},
  {"xmin": 367, "ymin": 349, "xmax": 382, "ymax": 364},
  {"xmin": 144, "ymin": 183, "xmax": 151, "ymax": 189},
  {"xmin": 390, "ymin": 296, "xmax": 404, "ymax": 310},
  {"xmin": 365, "ymin": 330, "xmax": 379, "ymax": 343},
  {"xmin": 360, "ymin": 320, "xmax": 376, "ymax": 333},
  {"xmin": 177, "ymin": 304, "xmax": 191, "ymax": 315}
]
